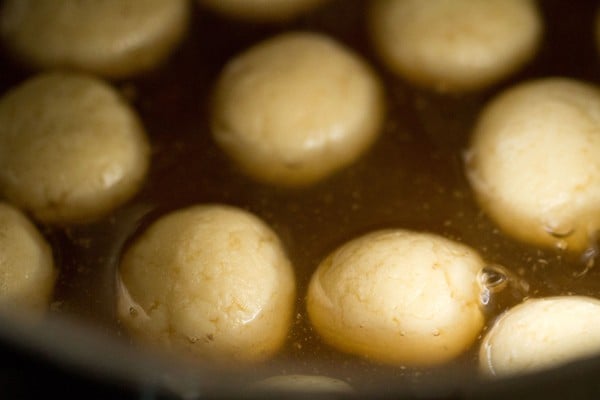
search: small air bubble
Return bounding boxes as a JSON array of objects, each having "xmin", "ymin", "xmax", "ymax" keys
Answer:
[
  {"xmin": 478, "ymin": 265, "xmax": 508, "ymax": 293},
  {"xmin": 480, "ymin": 289, "xmax": 490, "ymax": 306},
  {"xmin": 574, "ymin": 245, "xmax": 597, "ymax": 278},
  {"xmin": 187, "ymin": 337, "xmax": 199, "ymax": 344},
  {"xmin": 129, "ymin": 307, "xmax": 138, "ymax": 317},
  {"xmin": 581, "ymin": 241, "xmax": 598, "ymax": 267},
  {"xmin": 478, "ymin": 264, "xmax": 529, "ymax": 306}
]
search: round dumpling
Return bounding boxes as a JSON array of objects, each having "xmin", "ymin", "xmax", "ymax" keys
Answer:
[
  {"xmin": 368, "ymin": 0, "xmax": 542, "ymax": 92},
  {"xmin": 465, "ymin": 78, "xmax": 600, "ymax": 252},
  {"xmin": 480, "ymin": 297, "xmax": 600, "ymax": 376},
  {"xmin": 307, "ymin": 230, "xmax": 485, "ymax": 366},
  {"xmin": 250, "ymin": 375, "xmax": 353, "ymax": 394},
  {"xmin": 198, "ymin": 0, "xmax": 327, "ymax": 22},
  {"xmin": 0, "ymin": 72, "xmax": 150, "ymax": 225},
  {"xmin": 0, "ymin": 203, "xmax": 56, "ymax": 312},
  {"xmin": 117, "ymin": 204, "xmax": 296, "ymax": 363},
  {"xmin": 211, "ymin": 32, "xmax": 384, "ymax": 187},
  {"xmin": 0, "ymin": 0, "xmax": 190, "ymax": 78}
]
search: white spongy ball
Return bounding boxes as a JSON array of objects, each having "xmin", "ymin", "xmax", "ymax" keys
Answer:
[
  {"xmin": 251, "ymin": 375, "xmax": 353, "ymax": 394},
  {"xmin": 212, "ymin": 32, "xmax": 384, "ymax": 187},
  {"xmin": 0, "ymin": 0, "xmax": 190, "ymax": 78},
  {"xmin": 307, "ymin": 230, "xmax": 485, "ymax": 366},
  {"xmin": 0, "ymin": 72, "xmax": 150, "ymax": 225},
  {"xmin": 199, "ymin": 0, "xmax": 327, "ymax": 22},
  {"xmin": 480, "ymin": 296, "xmax": 600, "ymax": 376},
  {"xmin": 117, "ymin": 205, "xmax": 296, "ymax": 363},
  {"xmin": 0, "ymin": 203, "xmax": 56, "ymax": 311},
  {"xmin": 368, "ymin": 0, "xmax": 542, "ymax": 92},
  {"xmin": 465, "ymin": 78, "xmax": 600, "ymax": 252}
]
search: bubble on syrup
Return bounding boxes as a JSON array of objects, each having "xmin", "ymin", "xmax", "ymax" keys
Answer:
[
  {"xmin": 478, "ymin": 264, "xmax": 529, "ymax": 306},
  {"xmin": 478, "ymin": 265, "xmax": 507, "ymax": 305},
  {"xmin": 574, "ymin": 238, "xmax": 598, "ymax": 278},
  {"xmin": 479, "ymin": 265, "xmax": 509, "ymax": 291}
]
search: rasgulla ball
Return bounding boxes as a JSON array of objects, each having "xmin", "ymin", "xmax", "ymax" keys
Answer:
[
  {"xmin": 306, "ymin": 230, "xmax": 485, "ymax": 366},
  {"xmin": 480, "ymin": 296, "xmax": 600, "ymax": 377},
  {"xmin": 0, "ymin": 72, "xmax": 150, "ymax": 225},
  {"xmin": 117, "ymin": 205, "xmax": 296, "ymax": 363},
  {"xmin": 0, "ymin": 0, "xmax": 190, "ymax": 78},
  {"xmin": 250, "ymin": 375, "xmax": 353, "ymax": 394},
  {"xmin": 199, "ymin": 0, "xmax": 327, "ymax": 22},
  {"xmin": 0, "ymin": 203, "xmax": 55, "ymax": 311},
  {"xmin": 211, "ymin": 32, "xmax": 384, "ymax": 187},
  {"xmin": 368, "ymin": 0, "xmax": 542, "ymax": 92},
  {"xmin": 465, "ymin": 78, "xmax": 600, "ymax": 252}
]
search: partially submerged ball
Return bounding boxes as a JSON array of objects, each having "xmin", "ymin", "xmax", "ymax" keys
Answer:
[
  {"xmin": 307, "ymin": 230, "xmax": 485, "ymax": 366},
  {"xmin": 250, "ymin": 375, "xmax": 353, "ymax": 394},
  {"xmin": 118, "ymin": 205, "xmax": 296, "ymax": 363},
  {"xmin": 480, "ymin": 296, "xmax": 600, "ymax": 376},
  {"xmin": 212, "ymin": 32, "xmax": 384, "ymax": 186},
  {"xmin": 368, "ymin": 0, "xmax": 542, "ymax": 92},
  {"xmin": 0, "ymin": 0, "xmax": 190, "ymax": 78},
  {"xmin": 0, "ymin": 72, "xmax": 150, "ymax": 224},
  {"xmin": 465, "ymin": 78, "xmax": 600, "ymax": 252},
  {"xmin": 0, "ymin": 203, "xmax": 56, "ymax": 311}
]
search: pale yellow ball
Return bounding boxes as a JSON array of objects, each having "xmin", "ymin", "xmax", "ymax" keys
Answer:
[
  {"xmin": 251, "ymin": 375, "xmax": 353, "ymax": 394},
  {"xmin": 480, "ymin": 297, "xmax": 600, "ymax": 376},
  {"xmin": 466, "ymin": 78, "xmax": 600, "ymax": 252},
  {"xmin": 0, "ymin": 203, "xmax": 56, "ymax": 312},
  {"xmin": 0, "ymin": 72, "xmax": 150, "ymax": 225},
  {"xmin": 118, "ymin": 205, "xmax": 296, "ymax": 363},
  {"xmin": 369, "ymin": 0, "xmax": 542, "ymax": 92},
  {"xmin": 212, "ymin": 32, "xmax": 384, "ymax": 187},
  {"xmin": 307, "ymin": 230, "xmax": 485, "ymax": 366},
  {"xmin": 0, "ymin": 0, "xmax": 190, "ymax": 78}
]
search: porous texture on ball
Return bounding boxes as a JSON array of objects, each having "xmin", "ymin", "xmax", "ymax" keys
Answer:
[
  {"xmin": 0, "ymin": 72, "xmax": 150, "ymax": 225},
  {"xmin": 0, "ymin": 203, "xmax": 55, "ymax": 311},
  {"xmin": 465, "ymin": 78, "xmax": 600, "ymax": 252},
  {"xmin": 368, "ymin": 0, "xmax": 542, "ymax": 92},
  {"xmin": 307, "ymin": 230, "xmax": 485, "ymax": 366},
  {"xmin": 0, "ymin": 0, "xmax": 190, "ymax": 78},
  {"xmin": 212, "ymin": 32, "xmax": 384, "ymax": 187},
  {"xmin": 199, "ymin": 0, "xmax": 327, "ymax": 22},
  {"xmin": 480, "ymin": 296, "xmax": 600, "ymax": 376},
  {"xmin": 250, "ymin": 375, "xmax": 353, "ymax": 394},
  {"xmin": 117, "ymin": 205, "xmax": 296, "ymax": 363}
]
